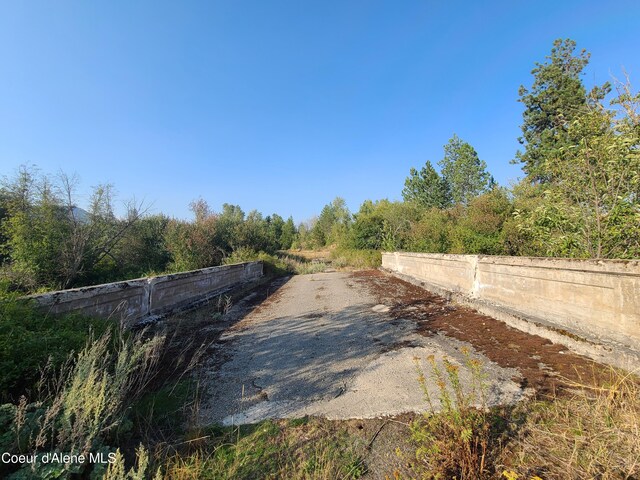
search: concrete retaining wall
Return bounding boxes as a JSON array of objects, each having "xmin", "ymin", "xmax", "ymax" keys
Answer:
[
  {"xmin": 29, "ymin": 261, "xmax": 263, "ymax": 324},
  {"xmin": 382, "ymin": 252, "xmax": 640, "ymax": 359}
]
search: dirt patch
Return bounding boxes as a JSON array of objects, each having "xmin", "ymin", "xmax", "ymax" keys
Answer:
[{"xmin": 352, "ymin": 270, "xmax": 610, "ymax": 396}]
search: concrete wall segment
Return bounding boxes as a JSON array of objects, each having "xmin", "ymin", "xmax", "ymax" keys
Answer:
[
  {"xmin": 382, "ymin": 252, "xmax": 640, "ymax": 358},
  {"xmin": 28, "ymin": 261, "xmax": 263, "ymax": 324}
]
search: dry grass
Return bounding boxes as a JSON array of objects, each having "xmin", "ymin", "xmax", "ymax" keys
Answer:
[
  {"xmin": 284, "ymin": 249, "xmax": 332, "ymax": 261},
  {"xmin": 329, "ymin": 248, "xmax": 381, "ymax": 269},
  {"xmin": 503, "ymin": 367, "xmax": 640, "ymax": 479}
]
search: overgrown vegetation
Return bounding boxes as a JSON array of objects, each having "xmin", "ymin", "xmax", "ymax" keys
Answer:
[
  {"xmin": 158, "ymin": 419, "xmax": 366, "ymax": 479},
  {"xmin": 0, "ymin": 289, "xmax": 112, "ymax": 402},
  {"xmin": 406, "ymin": 353, "xmax": 639, "ymax": 479},
  {"xmin": 0, "ymin": 37, "xmax": 638, "ymax": 479},
  {"xmin": 0, "ymin": 320, "xmax": 164, "ymax": 479},
  {"xmin": 504, "ymin": 369, "xmax": 640, "ymax": 479},
  {"xmin": 409, "ymin": 351, "xmax": 509, "ymax": 479}
]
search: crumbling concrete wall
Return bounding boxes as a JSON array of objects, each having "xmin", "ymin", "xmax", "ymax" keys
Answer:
[
  {"xmin": 382, "ymin": 252, "xmax": 640, "ymax": 355},
  {"xmin": 29, "ymin": 261, "xmax": 263, "ymax": 324}
]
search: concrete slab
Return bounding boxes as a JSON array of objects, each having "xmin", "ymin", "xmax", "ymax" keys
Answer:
[{"xmin": 198, "ymin": 271, "xmax": 526, "ymax": 426}]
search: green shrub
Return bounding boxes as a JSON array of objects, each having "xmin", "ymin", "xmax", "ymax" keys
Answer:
[
  {"xmin": 224, "ymin": 248, "xmax": 292, "ymax": 276},
  {"xmin": 1, "ymin": 324, "xmax": 164, "ymax": 479},
  {"xmin": 330, "ymin": 248, "xmax": 381, "ymax": 269},
  {"xmin": 0, "ymin": 292, "xmax": 111, "ymax": 402}
]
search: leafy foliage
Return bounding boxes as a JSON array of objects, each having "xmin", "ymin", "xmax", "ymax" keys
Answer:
[
  {"xmin": 514, "ymin": 78, "xmax": 640, "ymax": 258},
  {"xmin": 0, "ymin": 168, "xmax": 145, "ymax": 290},
  {"xmin": 0, "ymin": 292, "xmax": 111, "ymax": 402},
  {"xmin": 310, "ymin": 197, "xmax": 351, "ymax": 247}
]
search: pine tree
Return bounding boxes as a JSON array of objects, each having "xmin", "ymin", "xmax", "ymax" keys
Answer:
[
  {"xmin": 515, "ymin": 38, "xmax": 591, "ymax": 182},
  {"xmin": 402, "ymin": 161, "xmax": 451, "ymax": 208},
  {"xmin": 439, "ymin": 135, "xmax": 492, "ymax": 205}
]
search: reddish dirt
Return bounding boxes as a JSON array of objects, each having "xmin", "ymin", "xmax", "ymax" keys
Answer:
[{"xmin": 352, "ymin": 270, "xmax": 610, "ymax": 396}]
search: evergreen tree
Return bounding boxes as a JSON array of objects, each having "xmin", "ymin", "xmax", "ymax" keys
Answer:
[
  {"xmin": 280, "ymin": 216, "xmax": 296, "ymax": 250},
  {"xmin": 439, "ymin": 135, "xmax": 492, "ymax": 205},
  {"xmin": 515, "ymin": 38, "xmax": 592, "ymax": 182},
  {"xmin": 402, "ymin": 161, "xmax": 451, "ymax": 208}
]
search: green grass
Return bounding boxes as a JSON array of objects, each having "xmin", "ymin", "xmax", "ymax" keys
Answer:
[
  {"xmin": 132, "ymin": 379, "xmax": 196, "ymax": 436},
  {"xmin": 160, "ymin": 418, "xmax": 366, "ymax": 480}
]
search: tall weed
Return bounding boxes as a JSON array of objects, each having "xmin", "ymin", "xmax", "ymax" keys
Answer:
[
  {"xmin": 1, "ymin": 324, "xmax": 165, "ymax": 478},
  {"xmin": 411, "ymin": 350, "xmax": 509, "ymax": 479}
]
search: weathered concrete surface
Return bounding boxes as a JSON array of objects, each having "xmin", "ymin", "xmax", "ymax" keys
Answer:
[
  {"xmin": 199, "ymin": 271, "xmax": 526, "ymax": 426},
  {"xmin": 382, "ymin": 252, "xmax": 640, "ymax": 369},
  {"xmin": 29, "ymin": 261, "xmax": 263, "ymax": 324},
  {"xmin": 149, "ymin": 262, "xmax": 263, "ymax": 316}
]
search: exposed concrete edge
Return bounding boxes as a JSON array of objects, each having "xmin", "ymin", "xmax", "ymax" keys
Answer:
[
  {"xmin": 381, "ymin": 268, "xmax": 640, "ymax": 372},
  {"xmin": 134, "ymin": 274, "xmax": 271, "ymax": 328},
  {"xmin": 27, "ymin": 261, "xmax": 263, "ymax": 326}
]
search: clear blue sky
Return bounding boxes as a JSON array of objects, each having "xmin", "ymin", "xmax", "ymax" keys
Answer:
[{"xmin": 1, "ymin": 1, "xmax": 638, "ymax": 222}]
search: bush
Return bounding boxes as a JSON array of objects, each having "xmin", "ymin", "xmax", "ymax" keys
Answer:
[
  {"xmin": 224, "ymin": 248, "xmax": 292, "ymax": 276},
  {"xmin": 0, "ymin": 292, "xmax": 111, "ymax": 402},
  {"xmin": 0, "ymin": 324, "xmax": 164, "ymax": 479},
  {"xmin": 330, "ymin": 248, "xmax": 381, "ymax": 269}
]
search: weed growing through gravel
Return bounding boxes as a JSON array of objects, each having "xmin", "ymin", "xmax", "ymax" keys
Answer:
[{"xmin": 410, "ymin": 349, "xmax": 512, "ymax": 480}]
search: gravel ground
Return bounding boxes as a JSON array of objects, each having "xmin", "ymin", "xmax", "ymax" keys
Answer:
[{"xmin": 198, "ymin": 271, "xmax": 526, "ymax": 426}]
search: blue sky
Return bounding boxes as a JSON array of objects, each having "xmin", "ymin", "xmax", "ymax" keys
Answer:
[{"xmin": 1, "ymin": 1, "xmax": 638, "ymax": 222}]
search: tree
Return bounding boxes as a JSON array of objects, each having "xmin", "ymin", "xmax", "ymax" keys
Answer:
[
  {"xmin": 349, "ymin": 200, "xmax": 385, "ymax": 250},
  {"xmin": 439, "ymin": 135, "xmax": 493, "ymax": 205},
  {"xmin": 402, "ymin": 161, "xmax": 451, "ymax": 208},
  {"xmin": 117, "ymin": 214, "xmax": 171, "ymax": 277},
  {"xmin": 265, "ymin": 214, "xmax": 285, "ymax": 250},
  {"xmin": 57, "ymin": 178, "xmax": 146, "ymax": 287},
  {"xmin": 189, "ymin": 197, "xmax": 212, "ymax": 223},
  {"xmin": 515, "ymin": 38, "xmax": 593, "ymax": 182},
  {"xmin": 449, "ymin": 188, "xmax": 513, "ymax": 255},
  {"xmin": 348, "ymin": 199, "xmax": 421, "ymax": 251},
  {"xmin": 311, "ymin": 197, "xmax": 351, "ymax": 247},
  {"xmin": 216, "ymin": 204, "xmax": 245, "ymax": 252},
  {"xmin": 279, "ymin": 216, "xmax": 296, "ymax": 250},
  {"xmin": 164, "ymin": 203, "xmax": 221, "ymax": 272},
  {"xmin": 2, "ymin": 175, "xmax": 70, "ymax": 288},
  {"xmin": 236, "ymin": 210, "xmax": 271, "ymax": 252},
  {"xmin": 1, "ymin": 167, "xmax": 145, "ymax": 289},
  {"xmin": 514, "ymin": 79, "xmax": 640, "ymax": 258}
]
